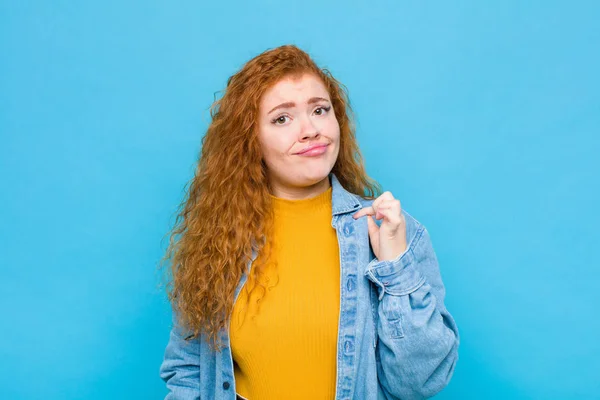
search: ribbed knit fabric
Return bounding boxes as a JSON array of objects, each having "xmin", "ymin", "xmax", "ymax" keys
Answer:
[{"xmin": 230, "ymin": 185, "xmax": 340, "ymax": 400}]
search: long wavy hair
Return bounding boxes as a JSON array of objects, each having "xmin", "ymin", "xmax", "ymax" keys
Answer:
[{"xmin": 159, "ymin": 44, "xmax": 382, "ymax": 352}]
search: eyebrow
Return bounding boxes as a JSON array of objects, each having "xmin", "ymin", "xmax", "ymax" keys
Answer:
[{"xmin": 267, "ymin": 97, "xmax": 330, "ymax": 115}]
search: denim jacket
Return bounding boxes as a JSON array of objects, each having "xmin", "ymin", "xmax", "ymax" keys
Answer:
[{"xmin": 159, "ymin": 172, "xmax": 460, "ymax": 400}]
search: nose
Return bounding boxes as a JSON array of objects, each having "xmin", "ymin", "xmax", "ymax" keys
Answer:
[{"xmin": 298, "ymin": 116, "xmax": 320, "ymax": 141}]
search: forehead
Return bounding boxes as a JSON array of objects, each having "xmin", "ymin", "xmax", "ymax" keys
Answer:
[{"xmin": 261, "ymin": 74, "xmax": 329, "ymax": 105}]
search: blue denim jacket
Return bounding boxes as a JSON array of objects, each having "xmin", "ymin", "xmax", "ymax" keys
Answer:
[{"xmin": 159, "ymin": 172, "xmax": 460, "ymax": 400}]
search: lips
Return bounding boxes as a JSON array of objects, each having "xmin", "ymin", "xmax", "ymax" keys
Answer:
[{"xmin": 296, "ymin": 143, "xmax": 329, "ymax": 155}]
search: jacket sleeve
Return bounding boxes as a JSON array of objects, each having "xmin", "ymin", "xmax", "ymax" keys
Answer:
[
  {"xmin": 159, "ymin": 312, "xmax": 202, "ymax": 400},
  {"xmin": 364, "ymin": 221, "xmax": 460, "ymax": 400}
]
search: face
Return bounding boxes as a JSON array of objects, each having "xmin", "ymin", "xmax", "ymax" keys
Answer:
[{"xmin": 257, "ymin": 73, "xmax": 340, "ymax": 196}]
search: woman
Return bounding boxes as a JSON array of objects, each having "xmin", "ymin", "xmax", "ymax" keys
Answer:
[{"xmin": 159, "ymin": 44, "xmax": 460, "ymax": 400}]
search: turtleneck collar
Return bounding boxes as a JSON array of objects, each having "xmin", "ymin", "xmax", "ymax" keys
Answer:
[{"xmin": 270, "ymin": 185, "xmax": 332, "ymax": 217}]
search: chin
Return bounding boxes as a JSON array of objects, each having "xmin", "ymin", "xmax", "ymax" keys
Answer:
[{"xmin": 302, "ymin": 168, "xmax": 332, "ymax": 185}]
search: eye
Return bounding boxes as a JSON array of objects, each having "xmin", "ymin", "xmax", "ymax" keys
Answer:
[
  {"xmin": 314, "ymin": 105, "xmax": 331, "ymax": 116},
  {"xmin": 272, "ymin": 115, "xmax": 290, "ymax": 125},
  {"xmin": 270, "ymin": 105, "xmax": 331, "ymax": 126}
]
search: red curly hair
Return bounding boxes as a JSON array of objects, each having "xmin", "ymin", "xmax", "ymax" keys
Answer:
[{"xmin": 159, "ymin": 44, "xmax": 382, "ymax": 352}]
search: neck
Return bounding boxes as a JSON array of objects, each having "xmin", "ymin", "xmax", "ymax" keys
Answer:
[{"xmin": 269, "ymin": 175, "xmax": 331, "ymax": 200}]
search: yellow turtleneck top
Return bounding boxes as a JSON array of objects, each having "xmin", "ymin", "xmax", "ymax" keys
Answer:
[{"xmin": 230, "ymin": 184, "xmax": 340, "ymax": 400}]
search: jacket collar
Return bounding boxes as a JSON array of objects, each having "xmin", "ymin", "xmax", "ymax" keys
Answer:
[{"xmin": 329, "ymin": 172, "xmax": 363, "ymax": 216}]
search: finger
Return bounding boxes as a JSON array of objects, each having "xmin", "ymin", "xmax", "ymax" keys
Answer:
[
  {"xmin": 366, "ymin": 214, "xmax": 379, "ymax": 239},
  {"xmin": 376, "ymin": 207, "xmax": 403, "ymax": 225},
  {"xmin": 353, "ymin": 196, "xmax": 400, "ymax": 219},
  {"xmin": 376, "ymin": 199, "xmax": 401, "ymax": 218},
  {"xmin": 372, "ymin": 191, "xmax": 395, "ymax": 211},
  {"xmin": 377, "ymin": 198, "xmax": 401, "ymax": 209},
  {"xmin": 374, "ymin": 206, "xmax": 393, "ymax": 220},
  {"xmin": 353, "ymin": 206, "xmax": 374, "ymax": 219}
]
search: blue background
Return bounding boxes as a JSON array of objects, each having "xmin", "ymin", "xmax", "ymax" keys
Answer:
[{"xmin": 1, "ymin": 1, "xmax": 598, "ymax": 399}]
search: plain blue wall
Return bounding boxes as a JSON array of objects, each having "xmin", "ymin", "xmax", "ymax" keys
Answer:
[{"xmin": 1, "ymin": 1, "xmax": 598, "ymax": 399}]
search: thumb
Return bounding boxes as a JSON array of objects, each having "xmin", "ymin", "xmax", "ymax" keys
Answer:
[{"xmin": 366, "ymin": 215, "xmax": 379, "ymax": 250}]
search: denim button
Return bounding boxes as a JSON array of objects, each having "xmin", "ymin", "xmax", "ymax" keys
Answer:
[
  {"xmin": 343, "ymin": 223, "xmax": 354, "ymax": 237},
  {"xmin": 346, "ymin": 276, "xmax": 355, "ymax": 291},
  {"xmin": 223, "ymin": 381, "xmax": 230, "ymax": 390},
  {"xmin": 344, "ymin": 340, "xmax": 354, "ymax": 353}
]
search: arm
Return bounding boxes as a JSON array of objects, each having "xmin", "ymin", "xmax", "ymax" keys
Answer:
[
  {"xmin": 159, "ymin": 312, "xmax": 202, "ymax": 400},
  {"xmin": 364, "ymin": 222, "xmax": 460, "ymax": 400}
]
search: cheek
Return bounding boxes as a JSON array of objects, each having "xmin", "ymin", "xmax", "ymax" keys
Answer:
[
  {"xmin": 328, "ymin": 121, "xmax": 341, "ymax": 142},
  {"xmin": 260, "ymin": 132, "xmax": 290, "ymax": 160},
  {"xmin": 325, "ymin": 115, "xmax": 340, "ymax": 134}
]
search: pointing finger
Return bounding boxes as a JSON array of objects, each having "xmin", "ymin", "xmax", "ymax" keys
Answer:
[{"xmin": 353, "ymin": 206, "xmax": 374, "ymax": 219}]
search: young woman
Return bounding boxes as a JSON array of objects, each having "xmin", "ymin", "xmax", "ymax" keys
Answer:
[{"xmin": 159, "ymin": 44, "xmax": 460, "ymax": 400}]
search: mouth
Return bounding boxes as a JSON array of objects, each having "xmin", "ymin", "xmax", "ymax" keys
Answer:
[{"xmin": 295, "ymin": 143, "xmax": 329, "ymax": 155}]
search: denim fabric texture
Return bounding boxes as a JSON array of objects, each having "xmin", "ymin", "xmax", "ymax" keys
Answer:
[{"xmin": 159, "ymin": 172, "xmax": 460, "ymax": 400}]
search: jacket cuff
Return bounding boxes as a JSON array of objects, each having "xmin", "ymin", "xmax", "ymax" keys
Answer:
[{"xmin": 364, "ymin": 247, "xmax": 426, "ymax": 300}]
